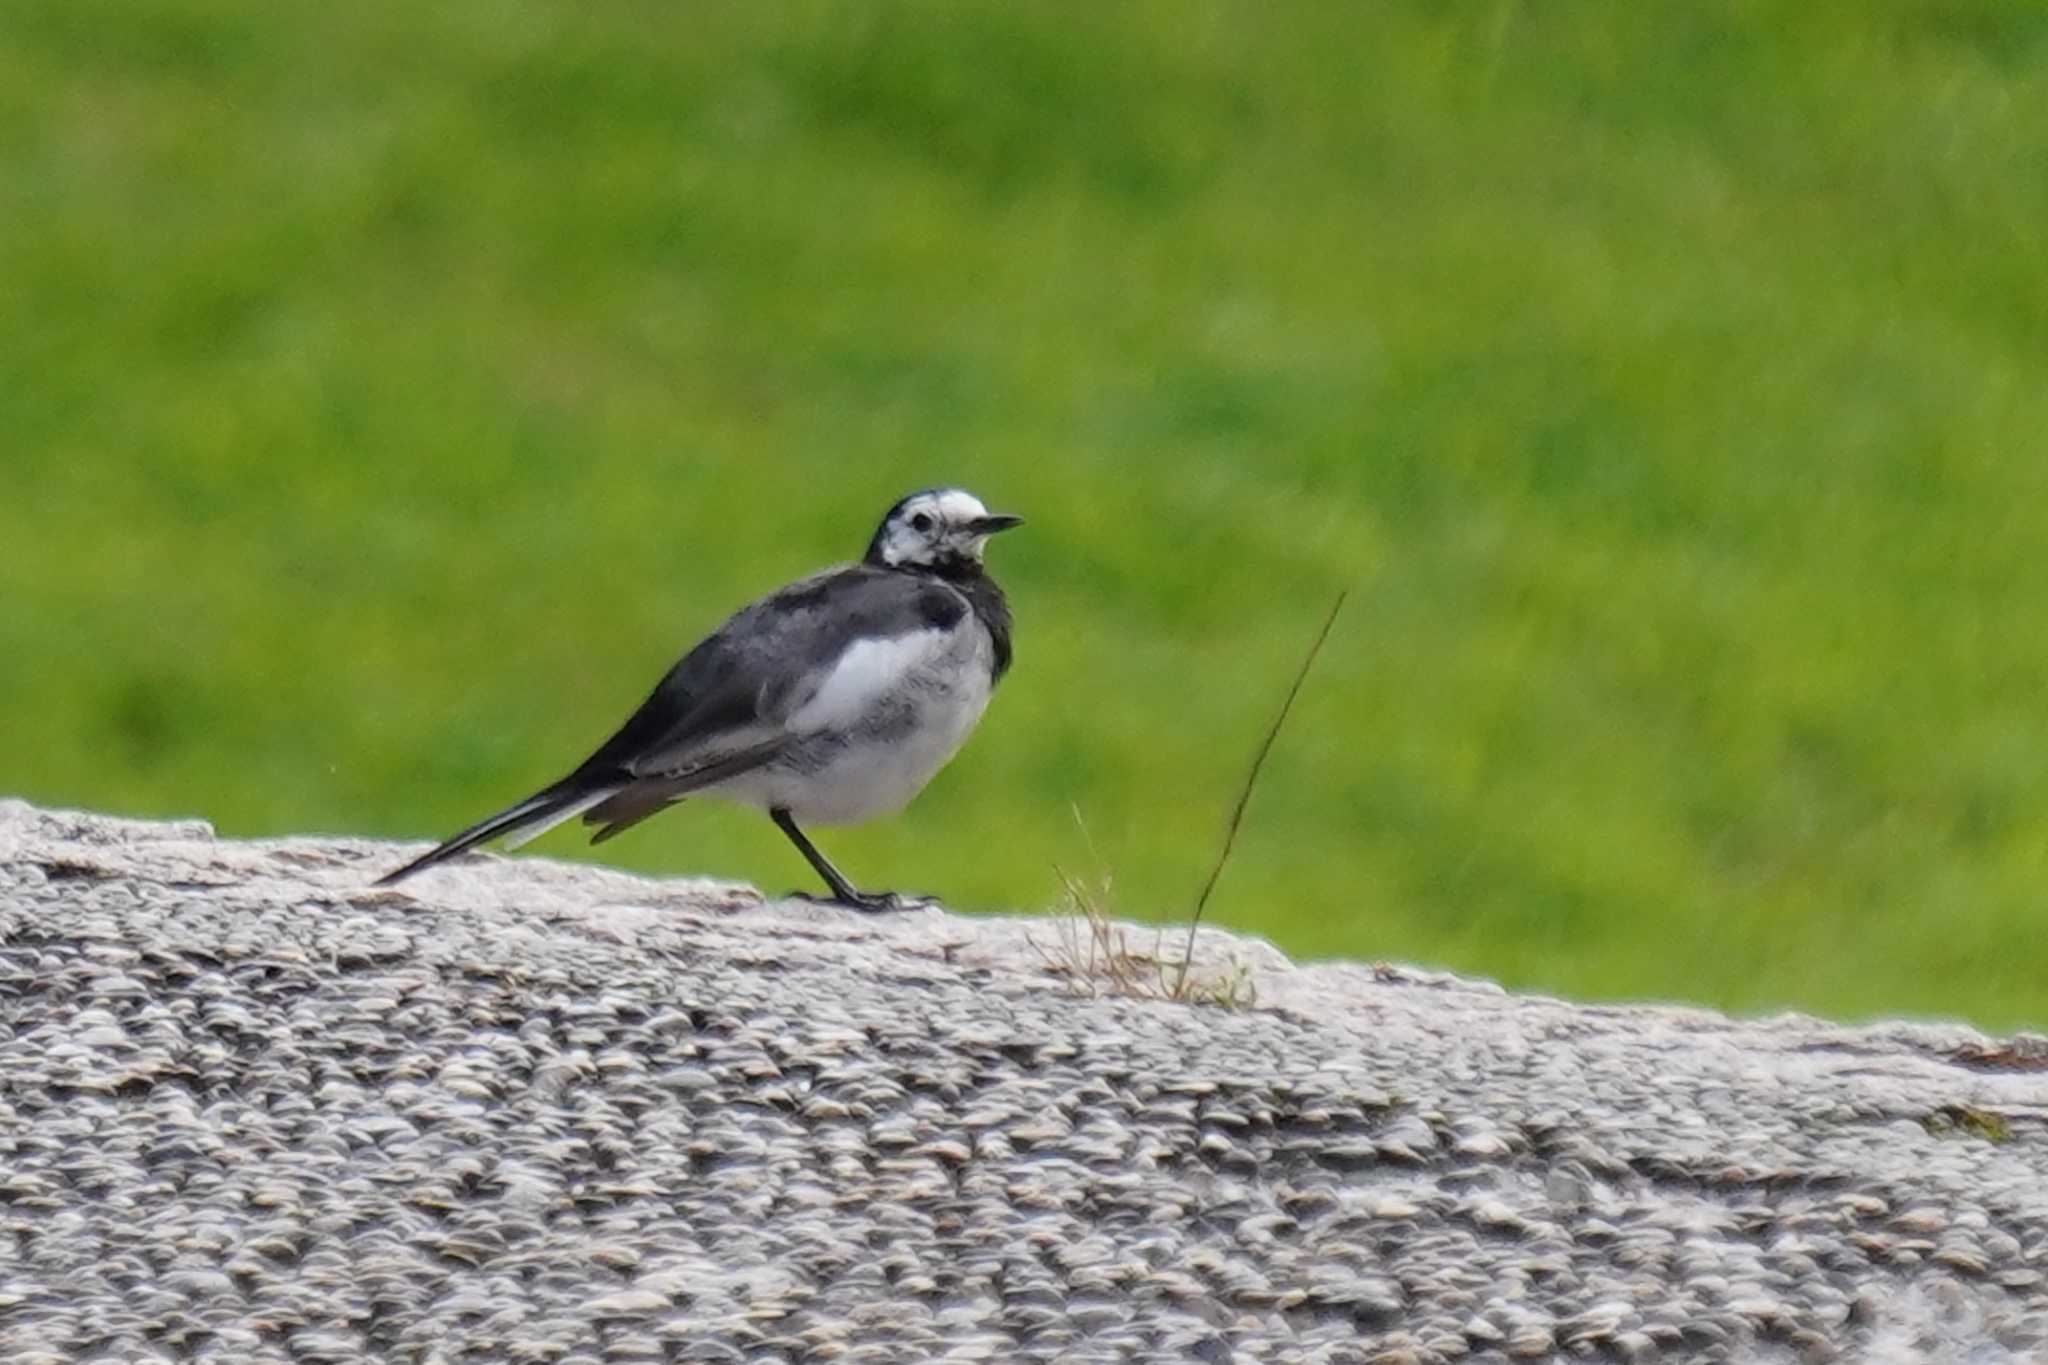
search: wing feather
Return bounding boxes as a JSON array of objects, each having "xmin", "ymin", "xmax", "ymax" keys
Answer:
[{"xmin": 572, "ymin": 565, "xmax": 968, "ymax": 783}]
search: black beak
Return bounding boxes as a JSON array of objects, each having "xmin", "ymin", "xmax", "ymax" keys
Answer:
[{"xmin": 970, "ymin": 513, "xmax": 1024, "ymax": 534}]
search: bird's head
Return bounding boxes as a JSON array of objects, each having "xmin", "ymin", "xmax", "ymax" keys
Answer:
[{"xmin": 864, "ymin": 488, "xmax": 1023, "ymax": 576}]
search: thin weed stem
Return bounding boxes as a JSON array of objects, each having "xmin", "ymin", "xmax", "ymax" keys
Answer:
[{"xmin": 1174, "ymin": 589, "xmax": 1348, "ymax": 995}]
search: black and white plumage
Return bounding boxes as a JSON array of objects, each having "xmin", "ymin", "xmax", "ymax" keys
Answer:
[{"xmin": 376, "ymin": 488, "xmax": 1022, "ymax": 910}]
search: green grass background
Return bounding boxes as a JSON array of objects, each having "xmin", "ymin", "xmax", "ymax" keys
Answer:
[{"xmin": 7, "ymin": 1, "xmax": 2048, "ymax": 1027}]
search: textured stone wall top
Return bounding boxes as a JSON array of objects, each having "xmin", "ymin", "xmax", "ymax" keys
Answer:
[{"xmin": 0, "ymin": 799, "xmax": 2045, "ymax": 1364}]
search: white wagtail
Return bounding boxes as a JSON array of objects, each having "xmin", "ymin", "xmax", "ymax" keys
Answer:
[{"xmin": 376, "ymin": 487, "xmax": 1022, "ymax": 910}]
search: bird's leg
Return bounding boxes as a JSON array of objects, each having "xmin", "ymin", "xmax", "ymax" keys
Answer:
[{"xmin": 769, "ymin": 808, "xmax": 906, "ymax": 913}]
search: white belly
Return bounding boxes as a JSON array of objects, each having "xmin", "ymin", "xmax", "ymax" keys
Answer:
[{"xmin": 708, "ymin": 624, "xmax": 996, "ymax": 826}]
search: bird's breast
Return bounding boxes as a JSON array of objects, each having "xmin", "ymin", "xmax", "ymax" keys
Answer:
[{"xmin": 716, "ymin": 622, "xmax": 997, "ymax": 825}]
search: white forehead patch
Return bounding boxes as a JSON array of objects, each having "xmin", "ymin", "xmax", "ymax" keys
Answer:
[{"xmin": 924, "ymin": 489, "xmax": 989, "ymax": 525}]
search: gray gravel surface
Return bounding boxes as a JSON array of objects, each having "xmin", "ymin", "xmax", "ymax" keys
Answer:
[{"xmin": 2, "ymin": 800, "xmax": 2046, "ymax": 1364}]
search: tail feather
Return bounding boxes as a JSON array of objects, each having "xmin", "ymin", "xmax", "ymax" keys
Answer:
[
  {"xmin": 582, "ymin": 741, "xmax": 786, "ymax": 846},
  {"xmin": 374, "ymin": 784, "xmax": 614, "ymax": 886},
  {"xmin": 586, "ymin": 795, "xmax": 683, "ymax": 845},
  {"xmin": 500, "ymin": 788, "xmax": 613, "ymax": 850}
]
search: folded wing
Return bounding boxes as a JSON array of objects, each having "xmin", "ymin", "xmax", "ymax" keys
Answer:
[{"xmin": 568, "ymin": 565, "xmax": 971, "ymax": 842}]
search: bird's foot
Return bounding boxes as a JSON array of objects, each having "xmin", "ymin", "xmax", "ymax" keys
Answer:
[{"xmin": 789, "ymin": 889, "xmax": 932, "ymax": 914}]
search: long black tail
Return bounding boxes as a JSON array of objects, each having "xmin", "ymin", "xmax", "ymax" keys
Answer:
[{"xmin": 374, "ymin": 782, "xmax": 610, "ymax": 886}]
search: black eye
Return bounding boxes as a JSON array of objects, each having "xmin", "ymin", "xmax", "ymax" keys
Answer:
[{"xmin": 909, "ymin": 512, "xmax": 934, "ymax": 532}]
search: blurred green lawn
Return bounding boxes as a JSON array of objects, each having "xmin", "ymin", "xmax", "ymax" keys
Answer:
[{"xmin": 7, "ymin": 1, "xmax": 2048, "ymax": 1027}]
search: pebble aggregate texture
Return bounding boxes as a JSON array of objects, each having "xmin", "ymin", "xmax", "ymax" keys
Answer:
[{"xmin": 2, "ymin": 802, "xmax": 2047, "ymax": 1364}]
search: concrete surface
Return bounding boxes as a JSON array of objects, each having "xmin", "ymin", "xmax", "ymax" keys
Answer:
[{"xmin": 1, "ymin": 798, "xmax": 2045, "ymax": 1363}]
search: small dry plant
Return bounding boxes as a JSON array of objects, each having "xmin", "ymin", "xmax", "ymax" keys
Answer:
[
  {"xmin": 1031, "ymin": 842, "xmax": 1260, "ymax": 1008},
  {"xmin": 1030, "ymin": 591, "xmax": 1347, "ymax": 1008}
]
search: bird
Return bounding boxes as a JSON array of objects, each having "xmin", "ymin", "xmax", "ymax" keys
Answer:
[{"xmin": 375, "ymin": 487, "xmax": 1022, "ymax": 910}]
